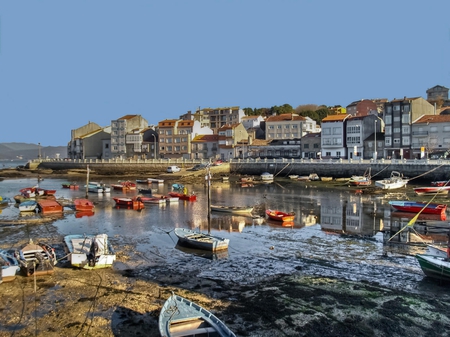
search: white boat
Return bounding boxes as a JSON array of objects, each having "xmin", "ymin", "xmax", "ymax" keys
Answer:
[
  {"xmin": 18, "ymin": 200, "xmax": 38, "ymax": 212},
  {"xmin": 260, "ymin": 172, "xmax": 274, "ymax": 181},
  {"xmin": 86, "ymin": 184, "xmax": 103, "ymax": 193},
  {"xmin": 426, "ymin": 244, "xmax": 447, "ymax": 258},
  {"xmin": 288, "ymin": 175, "xmax": 298, "ymax": 180},
  {"xmin": 174, "ymin": 228, "xmax": 229, "ymax": 252},
  {"xmin": 63, "ymin": 234, "xmax": 116, "ymax": 269},
  {"xmin": 147, "ymin": 177, "xmax": 164, "ymax": 184},
  {"xmin": 0, "ymin": 249, "xmax": 20, "ymax": 283},
  {"xmin": 374, "ymin": 171, "xmax": 408, "ymax": 190},
  {"xmin": 159, "ymin": 292, "xmax": 236, "ymax": 337},
  {"xmin": 14, "ymin": 240, "xmax": 57, "ymax": 277},
  {"xmin": 88, "ymin": 181, "xmax": 110, "ymax": 193}
]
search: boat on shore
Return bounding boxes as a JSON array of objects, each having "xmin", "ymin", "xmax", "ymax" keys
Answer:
[
  {"xmin": 266, "ymin": 209, "xmax": 296, "ymax": 222},
  {"xmin": 14, "ymin": 240, "xmax": 57, "ymax": 277},
  {"xmin": 260, "ymin": 172, "xmax": 274, "ymax": 181},
  {"xmin": 388, "ymin": 201, "xmax": 447, "ymax": 215},
  {"xmin": 375, "ymin": 171, "xmax": 408, "ymax": 190},
  {"xmin": 413, "ymin": 186, "xmax": 450, "ymax": 196},
  {"xmin": 211, "ymin": 205, "xmax": 253, "ymax": 214},
  {"xmin": 18, "ymin": 200, "xmax": 38, "ymax": 212},
  {"xmin": 416, "ymin": 254, "xmax": 450, "ymax": 281},
  {"xmin": 159, "ymin": 292, "xmax": 236, "ymax": 337},
  {"xmin": 62, "ymin": 182, "xmax": 79, "ymax": 189},
  {"xmin": 349, "ymin": 168, "xmax": 371, "ymax": 186},
  {"xmin": 0, "ymin": 249, "xmax": 20, "ymax": 283},
  {"xmin": 174, "ymin": 228, "xmax": 229, "ymax": 252},
  {"xmin": 37, "ymin": 199, "xmax": 63, "ymax": 215},
  {"xmin": 63, "ymin": 234, "xmax": 115, "ymax": 269}
]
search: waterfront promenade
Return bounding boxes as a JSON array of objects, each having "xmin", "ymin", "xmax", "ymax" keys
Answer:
[{"xmin": 29, "ymin": 157, "xmax": 450, "ymax": 181}]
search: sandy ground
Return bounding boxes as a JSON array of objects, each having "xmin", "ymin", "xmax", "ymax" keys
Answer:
[{"xmin": 1, "ymin": 168, "xmax": 450, "ymax": 337}]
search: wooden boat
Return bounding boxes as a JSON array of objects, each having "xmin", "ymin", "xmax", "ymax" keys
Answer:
[
  {"xmin": 320, "ymin": 177, "xmax": 333, "ymax": 182},
  {"xmin": 62, "ymin": 182, "xmax": 79, "ymax": 189},
  {"xmin": 240, "ymin": 176, "xmax": 253, "ymax": 183},
  {"xmin": 14, "ymin": 240, "xmax": 57, "ymax": 277},
  {"xmin": 211, "ymin": 205, "xmax": 253, "ymax": 214},
  {"xmin": 416, "ymin": 254, "xmax": 450, "ymax": 281},
  {"xmin": 73, "ymin": 198, "xmax": 95, "ymax": 212},
  {"xmin": 140, "ymin": 196, "xmax": 166, "ymax": 204},
  {"xmin": 37, "ymin": 199, "xmax": 63, "ymax": 214},
  {"xmin": 111, "ymin": 181, "xmax": 136, "ymax": 191},
  {"xmin": 260, "ymin": 172, "xmax": 274, "ymax": 181},
  {"xmin": 0, "ymin": 196, "xmax": 12, "ymax": 206},
  {"xmin": 113, "ymin": 197, "xmax": 145, "ymax": 210},
  {"xmin": 413, "ymin": 186, "xmax": 450, "ymax": 196},
  {"xmin": 297, "ymin": 176, "xmax": 310, "ymax": 181},
  {"xmin": 63, "ymin": 234, "xmax": 116, "ymax": 269},
  {"xmin": 309, "ymin": 173, "xmax": 320, "ymax": 181},
  {"xmin": 288, "ymin": 175, "xmax": 299, "ymax": 180},
  {"xmin": 18, "ymin": 200, "xmax": 38, "ymax": 212},
  {"xmin": 86, "ymin": 183, "xmax": 104, "ymax": 193},
  {"xmin": 266, "ymin": 209, "xmax": 296, "ymax": 222},
  {"xmin": 153, "ymin": 194, "xmax": 179, "ymax": 202},
  {"xmin": 169, "ymin": 192, "xmax": 197, "ymax": 202},
  {"xmin": 159, "ymin": 292, "xmax": 236, "ymax": 337},
  {"xmin": 0, "ymin": 249, "xmax": 20, "ymax": 283},
  {"xmin": 374, "ymin": 171, "xmax": 408, "ymax": 190},
  {"xmin": 138, "ymin": 188, "xmax": 154, "ymax": 195},
  {"xmin": 426, "ymin": 244, "xmax": 447, "ymax": 258},
  {"xmin": 146, "ymin": 177, "xmax": 164, "ymax": 184},
  {"xmin": 174, "ymin": 228, "xmax": 229, "ymax": 252},
  {"xmin": 388, "ymin": 201, "xmax": 447, "ymax": 215},
  {"xmin": 349, "ymin": 168, "xmax": 371, "ymax": 186}
]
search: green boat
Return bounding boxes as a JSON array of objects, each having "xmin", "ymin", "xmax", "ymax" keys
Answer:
[{"xmin": 416, "ymin": 254, "xmax": 450, "ymax": 281}]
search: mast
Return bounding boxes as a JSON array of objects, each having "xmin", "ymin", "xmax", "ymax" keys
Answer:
[
  {"xmin": 86, "ymin": 165, "xmax": 90, "ymax": 198},
  {"xmin": 207, "ymin": 164, "xmax": 211, "ymax": 234}
]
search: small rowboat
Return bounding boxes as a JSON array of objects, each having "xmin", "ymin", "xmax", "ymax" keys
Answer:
[
  {"xmin": 168, "ymin": 192, "xmax": 197, "ymax": 202},
  {"xmin": 73, "ymin": 198, "xmax": 95, "ymax": 212},
  {"xmin": 388, "ymin": 201, "xmax": 447, "ymax": 215},
  {"xmin": 413, "ymin": 186, "xmax": 450, "ymax": 196},
  {"xmin": 174, "ymin": 228, "xmax": 229, "ymax": 252},
  {"xmin": 211, "ymin": 205, "xmax": 253, "ymax": 214},
  {"xmin": 113, "ymin": 197, "xmax": 144, "ymax": 210},
  {"xmin": 159, "ymin": 292, "xmax": 236, "ymax": 337},
  {"xmin": 266, "ymin": 209, "xmax": 295, "ymax": 222},
  {"xmin": 18, "ymin": 200, "xmax": 38, "ymax": 212}
]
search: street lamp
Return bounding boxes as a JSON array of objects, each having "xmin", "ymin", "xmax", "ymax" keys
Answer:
[
  {"xmin": 151, "ymin": 134, "xmax": 157, "ymax": 159},
  {"xmin": 38, "ymin": 142, "xmax": 41, "ymax": 160},
  {"xmin": 374, "ymin": 120, "xmax": 377, "ymax": 160}
]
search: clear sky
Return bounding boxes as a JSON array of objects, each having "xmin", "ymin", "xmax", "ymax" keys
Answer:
[{"xmin": 1, "ymin": 1, "xmax": 449, "ymax": 146}]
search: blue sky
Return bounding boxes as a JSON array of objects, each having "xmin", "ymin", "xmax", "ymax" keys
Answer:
[{"xmin": 1, "ymin": 1, "xmax": 449, "ymax": 146}]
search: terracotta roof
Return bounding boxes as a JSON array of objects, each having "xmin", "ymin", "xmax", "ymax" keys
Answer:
[
  {"xmin": 158, "ymin": 119, "xmax": 178, "ymax": 127},
  {"xmin": 192, "ymin": 135, "xmax": 218, "ymax": 142},
  {"xmin": 322, "ymin": 114, "xmax": 350, "ymax": 122},
  {"xmin": 266, "ymin": 113, "xmax": 305, "ymax": 122},
  {"xmin": 118, "ymin": 115, "xmax": 138, "ymax": 120},
  {"xmin": 177, "ymin": 120, "xmax": 194, "ymax": 127},
  {"xmin": 414, "ymin": 114, "xmax": 450, "ymax": 124}
]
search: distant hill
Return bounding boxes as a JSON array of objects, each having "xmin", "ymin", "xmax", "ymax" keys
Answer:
[{"xmin": 0, "ymin": 143, "xmax": 67, "ymax": 160}]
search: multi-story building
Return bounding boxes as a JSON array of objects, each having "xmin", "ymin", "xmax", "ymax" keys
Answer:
[
  {"xmin": 217, "ymin": 123, "xmax": 248, "ymax": 160},
  {"xmin": 140, "ymin": 128, "xmax": 159, "ymax": 159},
  {"xmin": 265, "ymin": 113, "xmax": 309, "ymax": 140},
  {"xmin": 346, "ymin": 114, "xmax": 382, "ymax": 159},
  {"xmin": 383, "ymin": 97, "xmax": 434, "ymax": 159},
  {"xmin": 241, "ymin": 115, "xmax": 264, "ymax": 130},
  {"xmin": 180, "ymin": 107, "xmax": 245, "ymax": 134},
  {"xmin": 346, "ymin": 99, "xmax": 378, "ymax": 116},
  {"xmin": 321, "ymin": 114, "xmax": 350, "ymax": 159},
  {"xmin": 68, "ymin": 121, "xmax": 110, "ymax": 159},
  {"xmin": 158, "ymin": 119, "xmax": 213, "ymax": 159},
  {"xmin": 301, "ymin": 132, "xmax": 321, "ymax": 159},
  {"xmin": 110, "ymin": 115, "xmax": 148, "ymax": 159},
  {"xmin": 179, "ymin": 110, "xmax": 210, "ymax": 128},
  {"xmin": 191, "ymin": 134, "xmax": 219, "ymax": 159},
  {"xmin": 411, "ymin": 114, "xmax": 450, "ymax": 159},
  {"xmin": 426, "ymin": 85, "xmax": 450, "ymax": 108}
]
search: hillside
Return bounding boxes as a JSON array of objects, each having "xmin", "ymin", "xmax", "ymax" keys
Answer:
[{"xmin": 0, "ymin": 142, "xmax": 67, "ymax": 160}]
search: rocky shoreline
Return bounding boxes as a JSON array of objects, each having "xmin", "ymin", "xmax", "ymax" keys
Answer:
[{"xmin": 1, "ymin": 168, "xmax": 450, "ymax": 336}]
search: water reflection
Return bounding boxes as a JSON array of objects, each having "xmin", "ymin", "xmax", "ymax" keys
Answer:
[{"xmin": 175, "ymin": 243, "xmax": 229, "ymax": 260}]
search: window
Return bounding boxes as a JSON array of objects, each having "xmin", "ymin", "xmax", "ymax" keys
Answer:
[
  {"xmin": 304, "ymin": 144, "xmax": 309, "ymax": 149},
  {"xmin": 403, "ymin": 105, "xmax": 410, "ymax": 113},
  {"xmin": 326, "ymin": 152, "xmax": 331, "ymax": 156},
  {"xmin": 385, "ymin": 126, "xmax": 391, "ymax": 135},
  {"xmin": 386, "ymin": 106, "xmax": 392, "ymax": 113},
  {"xmin": 336, "ymin": 151, "xmax": 341, "ymax": 157},
  {"xmin": 402, "ymin": 126, "xmax": 410, "ymax": 134},
  {"xmin": 393, "ymin": 138, "xmax": 400, "ymax": 144},
  {"xmin": 402, "ymin": 137, "xmax": 410, "ymax": 145},
  {"xmin": 402, "ymin": 114, "xmax": 410, "ymax": 123},
  {"xmin": 394, "ymin": 127, "xmax": 401, "ymax": 133},
  {"xmin": 268, "ymin": 125, "xmax": 274, "ymax": 129},
  {"xmin": 385, "ymin": 115, "xmax": 392, "ymax": 124},
  {"xmin": 323, "ymin": 128, "xmax": 331, "ymax": 135},
  {"xmin": 333, "ymin": 127, "xmax": 341, "ymax": 135},
  {"xmin": 393, "ymin": 105, "xmax": 400, "ymax": 111},
  {"xmin": 285, "ymin": 125, "xmax": 290, "ymax": 129},
  {"xmin": 385, "ymin": 137, "xmax": 392, "ymax": 146},
  {"xmin": 430, "ymin": 126, "xmax": 438, "ymax": 132},
  {"xmin": 167, "ymin": 146, "xmax": 172, "ymax": 151},
  {"xmin": 313, "ymin": 143, "xmax": 319, "ymax": 148},
  {"xmin": 444, "ymin": 126, "xmax": 450, "ymax": 132}
]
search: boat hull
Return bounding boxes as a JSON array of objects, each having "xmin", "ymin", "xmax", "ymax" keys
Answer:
[
  {"xmin": 211, "ymin": 205, "xmax": 253, "ymax": 214},
  {"xmin": 388, "ymin": 201, "xmax": 447, "ymax": 215},
  {"xmin": 266, "ymin": 209, "xmax": 295, "ymax": 222},
  {"xmin": 0, "ymin": 249, "xmax": 20, "ymax": 282},
  {"xmin": 168, "ymin": 192, "xmax": 197, "ymax": 201},
  {"xmin": 174, "ymin": 228, "xmax": 229, "ymax": 252},
  {"xmin": 413, "ymin": 186, "xmax": 450, "ymax": 196},
  {"xmin": 73, "ymin": 198, "xmax": 95, "ymax": 212},
  {"xmin": 416, "ymin": 254, "xmax": 450, "ymax": 281},
  {"xmin": 15, "ymin": 241, "xmax": 57, "ymax": 277}
]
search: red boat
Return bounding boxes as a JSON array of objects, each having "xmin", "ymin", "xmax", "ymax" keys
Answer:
[
  {"xmin": 43, "ymin": 189, "xmax": 56, "ymax": 196},
  {"xmin": 111, "ymin": 181, "xmax": 136, "ymax": 191},
  {"xmin": 73, "ymin": 198, "xmax": 95, "ymax": 211},
  {"xmin": 62, "ymin": 183, "xmax": 79, "ymax": 190},
  {"xmin": 391, "ymin": 211, "xmax": 447, "ymax": 222},
  {"xmin": 266, "ymin": 209, "xmax": 296, "ymax": 222},
  {"xmin": 168, "ymin": 192, "xmax": 197, "ymax": 201},
  {"xmin": 414, "ymin": 186, "xmax": 450, "ymax": 196},
  {"xmin": 75, "ymin": 210, "xmax": 95, "ymax": 218},
  {"xmin": 388, "ymin": 201, "xmax": 447, "ymax": 215},
  {"xmin": 113, "ymin": 197, "xmax": 144, "ymax": 210},
  {"xmin": 431, "ymin": 181, "xmax": 449, "ymax": 187},
  {"xmin": 37, "ymin": 199, "xmax": 63, "ymax": 214}
]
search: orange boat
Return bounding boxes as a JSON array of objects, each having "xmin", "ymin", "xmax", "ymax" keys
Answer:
[
  {"xmin": 168, "ymin": 192, "xmax": 197, "ymax": 201},
  {"xmin": 37, "ymin": 199, "xmax": 63, "ymax": 214},
  {"xmin": 73, "ymin": 198, "xmax": 95, "ymax": 212},
  {"xmin": 266, "ymin": 209, "xmax": 295, "ymax": 222},
  {"xmin": 111, "ymin": 181, "xmax": 136, "ymax": 191},
  {"xmin": 113, "ymin": 197, "xmax": 144, "ymax": 210}
]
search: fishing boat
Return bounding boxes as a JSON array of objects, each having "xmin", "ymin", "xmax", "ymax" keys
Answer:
[
  {"xmin": 73, "ymin": 198, "xmax": 95, "ymax": 212},
  {"xmin": 240, "ymin": 176, "xmax": 253, "ymax": 183},
  {"xmin": 18, "ymin": 200, "xmax": 38, "ymax": 212},
  {"xmin": 146, "ymin": 177, "xmax": 164, "ymax": 184},
  {"xmin": 266, "ymin": 209, "xmax": 296, "ymax": 222},
  {"xmin": 37, "ymin": 199, "xmax": 64, "ymax": 214},
  {"xmin": 159, "ymin": 292, "xmax": 236, "ymax": 337},
  {"xmin": 211, "ymin": 205, "xmax": 253, "ymax": 214},
  {"xmin": 413, "ymin": 186, "xmax": 450, "ymax": 196},
  {"xmin": 113, "ymin": 197, "xmax": 145, "ymax": 210},
  {"xmin": 168, "ymin": 192, "xmax": 197, "ymax": 202},
  {"xmin": 348, "ymin": 168, "xmax": 371, "ymax": 186},
  {"xmin": 416, "ymin": 254, "xmax": 450, "ymax": 281},
  {"xmin": 0, "ymin": 249, "xmax": 20, "ymax": 283},
  {"xmin": 425, "ymin": 244, "xmax": 447, "ymax": 258},
  {"xmin": 14, "ymin": 240, "xmax": 57, "ymax": 277},
  {"xmin": 63, "ymin": 234, "xmax": 116, "ymax": 269},
  {"xmin": 388, "ymin": 201, "xmax": 447, "ymax": 215},
  {"xmin": 111, "ymin": 181, "xmax": 136, "ymax": 191},
  {"xmin": 320, "ymin": 177, "xmax": 333, "ymax": 182},
  {"xmin": 260, "ymin": 172, "xmax": 274, "ymax": 181},
  {"xmin": 374, "ymin": 171, "xmax": 408, "ymax": 190},
  {"xmin": 174, "ymin": 228, "xmax": 229, "ymax": 251}
]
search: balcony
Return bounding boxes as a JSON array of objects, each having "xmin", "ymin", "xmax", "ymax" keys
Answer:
[{"xmin": 412, "ymin": 131, "xmax": 428, "ymax": 136}]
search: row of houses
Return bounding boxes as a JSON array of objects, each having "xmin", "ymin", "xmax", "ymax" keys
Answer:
[{"xmin": 67, "ymin": 85, "xmax": 450, "ymax": 161}]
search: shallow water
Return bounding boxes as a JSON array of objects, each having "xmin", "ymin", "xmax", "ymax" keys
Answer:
[{"xmin": 1, "ymin": 176, "xmax": 449, "ymax": 298}]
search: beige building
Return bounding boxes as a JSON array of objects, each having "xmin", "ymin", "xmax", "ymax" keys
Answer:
[
  {"xmin": 68, "ymin": 121, "xmax": 111, "ymax": 159},
  {"xmin": 218, "ymin": 123, "xmax": 248, "ymax": 160},
  {"xmin": 191, "ymin": 134, "xmax": 219, "ymax": 159},
  {"xmin": 265, "ymin": 113, "xmax": 309, "ymax": 140}
]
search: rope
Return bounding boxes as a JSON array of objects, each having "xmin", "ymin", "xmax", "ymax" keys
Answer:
[
  {"xmin": 274, "ymin": 163, "xmax": 290, "ymax": 177},
  {"xmin": 407, "ymin": 163, "xmax": 447, "ymax": 181}
]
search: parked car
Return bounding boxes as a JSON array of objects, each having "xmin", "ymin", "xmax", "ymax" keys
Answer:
[
  {"xmin": 167, "ymin": 166, "xmax": 181, "ymax": 173},
  {"xmin": 189, "ymin": 163, "xmax": 207, "ymax": 171},
  {"xmin": 213, "ymin": 160, "xmax": 223, "ymax": 166}
]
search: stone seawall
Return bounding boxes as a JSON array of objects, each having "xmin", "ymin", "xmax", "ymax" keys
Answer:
[{"xmin": 34, "ymin": 158, "xmax": 450, "ymax": 181}]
